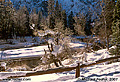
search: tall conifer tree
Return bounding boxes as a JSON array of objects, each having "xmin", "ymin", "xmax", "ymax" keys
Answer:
[
  {"xmin": 110, "ymin": 0, "xmax": 120, "ymax": 55},
  {"xmin": 48, "ymin": 0, "xmax": 55, "ymax": 29},
  {"xmin": 68, "ymin": 11, "xmax": 75, "ymax": 33},
  {"xmin": 94, "ymin": 0, "xmax": 115, "ymax": 50},
  {"xmin": 0, "ymin": 0, "xmax": 14, "ymax": 39}
]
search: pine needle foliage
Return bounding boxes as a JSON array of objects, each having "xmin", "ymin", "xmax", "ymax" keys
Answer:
[{"xmin": 110, "ymin": 0, "xmax": 120, "ymax": 56}]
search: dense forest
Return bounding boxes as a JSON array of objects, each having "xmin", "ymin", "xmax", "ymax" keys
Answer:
[{"xmin": 0, "ymin": 0, "xmax": 120, "ymax": 54}]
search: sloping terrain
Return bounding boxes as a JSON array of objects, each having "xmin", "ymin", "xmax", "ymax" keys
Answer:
[
  {"xmin": 0, "ymin": 42, "xmax": 120, "ymax": 82},
  {"xmin": 10, "ymin": 0, "xmax": 101, "ymax": 18}
]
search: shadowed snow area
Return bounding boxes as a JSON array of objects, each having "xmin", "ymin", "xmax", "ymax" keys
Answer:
[
  {"xmin": 0, "ymin": 45, "xmax": 48, "ymax": 60},
  {"xmin": 0, "ymin": 41, "xmax": 85, "ymax": 60},
  {"xmin": 0, "ymin": 47, "xmax": 120, "ymax": 82},
  {"xmin": 0, "ymin": 39, "xmax": 119, "ymax": 82}
]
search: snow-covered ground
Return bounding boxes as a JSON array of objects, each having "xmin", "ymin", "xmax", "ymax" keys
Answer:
[
  {"xmin": 18, "ymin": 49, "xmax": 120, "ymax": 82},
  {"xmin": 0, "ymin": 41, "xmax": 85, "ymax": 60},
  {"xmin": 0, "ymin": 37, "xmax": 43, "ymax": 49},
  {"xmin": 0, "ymin": 45, "xmax": 48, "ymax": 60},
  {"xmin": 0, "ymin": 39, "xmax": 120, "ymax": 82},
  {"xmin": 0, "ymin": 47, "xmax": 120, "ymax": 82}
]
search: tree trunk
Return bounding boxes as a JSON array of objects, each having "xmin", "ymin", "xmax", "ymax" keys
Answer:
[
  {"xmin": 58, "ymin": 60, "xmax": 64, "ymax": 66},
  {"xmin": 54, "ymin": 61, "xmax": 59, "ymax": 67},
  {"xmin": 107, "ymin": 35, "xmax": 109, "ymax": 50}
]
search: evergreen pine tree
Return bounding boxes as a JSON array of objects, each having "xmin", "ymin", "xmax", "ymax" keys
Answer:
[
  {"xmin": 13, "ymin": 6, "xmax": 28, "ymax": 37},
  {"xmin": 48, "ymin": 0, "xmax": 55, "ymax": 29},
  {"xmin": 110, "ymin": 0, "xmax": 120, "ymax": 55},
  {"xmin": 61, "ymin": 10, "xmax": 67, "ymax": 29},
  {"xmin": 84, "ymin": 12, "xmax": 92, "ymax": 36},
  {"xmin": 94, "ymin": 0, "xmax": 115, "ymax": 50},
  {"xmin": 0, "ymin": 0, "xmax": 14, "ymax": 39},
  {"xmin": 54, "ymin": 0, "xmax": 61, "ymax": 20},
  {"xmin": 68, "ymin": 11, "xmax": 75, "ymax": 33},
  {"xmin": 30, "ymin": 8, "xmax": 38, "ymax": 25},
  {"xmin": 37, "ymin": 11, "xmax": 42, "ymax": 30},
  {"xmin": 25, "ymin": 9, "xmax": 33, "ymax": 36},
  {"xmin": 74, "ymin": 13, "xmax": 86, "ymax": 35}
]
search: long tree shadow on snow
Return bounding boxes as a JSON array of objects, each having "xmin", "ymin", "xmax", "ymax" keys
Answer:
[
  {"xmin": 75, "ymin": 71, "xmax": 120, "ymax": 82},
  {"xmin": 87, "ymin": 71, "xmax": 120, "ymax": 77}
]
